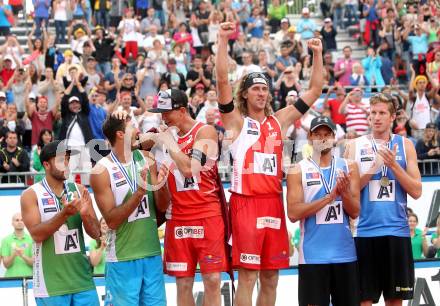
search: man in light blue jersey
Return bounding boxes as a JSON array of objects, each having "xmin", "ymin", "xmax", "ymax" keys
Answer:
[
  {"xmin": 344, "ymin": 94, "xmax": 422, "ymax": 306},
  {"xmin": 287, "ymin": 116, "xmax": 361, "ymax": 306}
]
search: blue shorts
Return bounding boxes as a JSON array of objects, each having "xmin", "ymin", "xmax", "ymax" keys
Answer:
[
  {"xmin": 105, "ymin": 255, "xmax": 166, "ymax": 306},
  {"xmin": 35, "ymin": 289, "xmax": 99, "ymax": 306}
]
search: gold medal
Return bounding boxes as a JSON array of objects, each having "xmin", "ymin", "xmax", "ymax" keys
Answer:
[{"xmin": 380, "ymin": 176, "xmax": 390, "ymax": 187}]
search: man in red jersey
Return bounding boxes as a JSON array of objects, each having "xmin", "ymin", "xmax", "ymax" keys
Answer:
[
  {"xmin": 147, "ymin": 88, "xmax": 228, "ymax": 306},
  {"xmin": 215, "ymin": 22, "xmax": 324, "ymax": 306}
]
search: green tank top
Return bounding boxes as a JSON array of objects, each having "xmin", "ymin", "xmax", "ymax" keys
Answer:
[
  {"xmin": 31, "ymin": 180, "xmax": 95, "ymax": 297},
  {"xmin": 99, "ymin": 150, "xmax": 161, "ymax": 262}
]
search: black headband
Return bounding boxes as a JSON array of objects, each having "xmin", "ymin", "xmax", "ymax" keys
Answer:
[{"xmin": 243, "ymin": 72, "xmax": 269, "ymax": 90}]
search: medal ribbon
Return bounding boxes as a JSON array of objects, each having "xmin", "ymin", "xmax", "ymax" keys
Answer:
[
  {"xmin": 42, "ymin": 178, "xmax": 68, "ymax": 211},
  {"xmin": 308, "ymin": 157, "xmax": 336, "ymax": 194},
  {"xmin": 110, "ymin": 151, "xmax": 137, "ymax": 193},
  {"xmin": 371, "ymin": 136, "xmax": 393, "ymax": 179}
]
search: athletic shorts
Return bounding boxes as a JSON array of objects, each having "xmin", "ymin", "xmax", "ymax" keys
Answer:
[
  {"xmin": 355, "ymin": 236, "xmax": 414, "ymax": 303},
  {"xmin": 105, "ymin": 255, "xmax": 166, "ymax": 306},
  {"xmin": 164, "ymin": 215, "xmax": 229, "ymax": 277},
  {"xmin": 298, "ymin": 262, "xmax": 360, "ymax": 306},
  {"xmin": 35, "ymin": 289, "xmax": 99, "ymax": 306},
  {"xmin": 230, "ymin": 193, "xmax": 289, "ymax": 270}
]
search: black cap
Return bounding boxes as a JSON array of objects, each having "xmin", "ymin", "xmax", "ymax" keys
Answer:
[
  {"xmin": 39, "ymin": 140, "xmax": 80, "ymax": 164},
  {"xmin": 426, "ymin": 122, "xmax": 437, "ymax": 129},
  {"xmin": 149, "ymin": 89, "xmax": 188, "ymax": 113},
  {"xmin": 310, "ymin": 116, "xmax": 336, "ymax": 133}
]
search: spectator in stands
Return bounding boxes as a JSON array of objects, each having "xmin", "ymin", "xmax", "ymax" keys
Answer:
[
  {"xmin": 53, "ymin": 0, "xmax": 68, "ymax": 44},
  {"xmin": 409, "ymin": 213, "xmax": 429, "ymax": 260},
  {"xmin": 236, "ymin": 51, "xmax": 262, "ymax": 80},
  {"xmin": 330, "ymin": 0, "xmax": 344, "ymax": 30},
  {"xmin": 173, "ymin": 22, "xmax": 193, "ymax": 59},
  {"xmin": 232, "ymin": 32, "xmax": 250, "ymax": 66},
  {"xmin": 393, "ymin": 108, "xmax": 417, "ymax": 141},
  {"xmin": 186, "ymin": 55, "xmax": 211, "ymax": 95},
  {"xmin": 93, "ymin": 26, "xmax": 114, "ymax": 77},
  {"xmin": 0, "ymin": 35, "xmax": 24, "ymax": 61},
  {"xmin": 0, "ymin": 131, "xmax": 30, "ymax": 183},
  {"xmin": 94, "ymin": 0, "xmax": 110, "ymax": 28},
  {"xmin": 416, "ymin": 123, "xmax": 440, "ymax": 160},
  {"xmin": 104, "ymin": 56, "xmax": 123, "ymax": 102},
  {"xmin": 147, "ymin": 39, "xmax": 168, "ymax": 75},
  {"xmin": 33, "ymin": 0, "xmax": 50, "ymax": 38},
  {"xmin": 0, "ymin": 212, "xmax": 33, "ymax": 277},
  {"xmin": 0, "ymin": 103, "xmax": 25, "ymax": 144},
  {"xmin": 324, "ymin": 85, "xmax": 347, "ymax": 131},
  {"xmin": 141, "ymin": 24, "xmax": 165, "ymax": 54},
  {"xmin": 408, "ymin": 72, "xmax": 436, "ymax": 139},
  {"xmin": 362, "ymin": 46, "xmax": 385, "ymax": 89},
  {"xmin": 0, "ymin": 1, "xmax": 12, "ymax": 37},
  {"xmin": 339, "ymin": 87, "xmax": 370, "ymax": 135},
  {"xmin": 379, "ymin": 47, "xmax": 394, "ymax": 85},
  {"xmin": 403, "ymin": 22, "xmax": 429, "ymax": 75},
  {"xmin": 32, "ymin": 128, "xmax": 53, "ymax": 183},
  {"xmin": 160, "ymin": 58, "xmax": 187, "ymax": 91},
  {"xmin": 89, "ymin": 218, "xmax": 108, "ymax": 275},
  {"xmin": 274, "ymin": 17, "xmax": 290, "ymax": 48},
  {"xmin": 350, "ymin": 62, "xmax": 370, "ymax": 89},
  {"xmin": 428, "ymin": 49, "xmax": 440, "ymax": 88},
  {"xmin": 0, "ymin": 91, "xmax": 6, "ymax": 119},
  {"xmin": 196, "ymin": 88, "xmax": 219, "ymax": 124},
  {"xmin": 257, "ymin": 29, "xmax": 277, "ymax": 65},
  {"xmin": 334, "ymin": 46, "xmax": 355, "ymax": 86},
  {"xmin": 320, "ymin": 18, "xmax": 337, "ymax": 53},
  {"xmin": 275, "ymin": 44, "xmax": 297, "ymax": 74},
  {"xmin": 59, "ymin": 92, "xmax": 93, "ymax": 183},
  {"xmin": 275, "ymin": 66, "xmax": 301, "ymax": 110},
  {"xmin": 84, "ymin": 56, "xmax": 100, "ymax": 93},
  {"xmin": 7, "ymin": 0, "xmax": 22, "ymax": 22},
  {"xmin": 247, "ymin": 6, "xmax": 265, "ymax": 39},
  {"xmin": 0, "ymin": 55, "xmax": 16, "ymax": 89},
  {"xmin": 296, "ymin": 7, "xmax": 317, "ymax": 42},
  {"xmin": 363, "ymin": 0, "xmax": 380, "ymax": 48},
  {"xmin": 109, "ymin": 0, "xmax": 124, "ymax": 33},
  {"xmin": 140, "ymin": 7, "xmax": 161, "ymax": 34},
  {"xmin": 431, "ymin": 215, "xmax": 440, "ymax": 258},
  {"xmin": 38, "ymin": 68, "xmax": 60, "ymax": 110},
  {"xmin": 118, "ymin": 7, "xmax": 140, "ymax": 61},
  {"xmin": 25, "ymin": 94, "xmax": 59, "ymax": 147},
  {"xmin": 138, "ymin": 95, "xmax": 160, "ymax": 134},
  {"xmin": 6, "ymin": 67, "xmax": 31, "ymax": 113},
  {"xmin": 267, "ymin": 0, "xmax": 287, "ymax": 33}
]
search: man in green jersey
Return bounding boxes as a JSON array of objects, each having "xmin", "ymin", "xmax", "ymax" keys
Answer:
[
  {"xmin": 1, "ymin": 212, "xmax": 33, "ymax": 277},
  {"xmin": 90, "ymin": 114, "xmax": 169, "ymax": 306},
  {"xmin": 21, "ymin": 140, "xmax": 101, "ymax": 306}
]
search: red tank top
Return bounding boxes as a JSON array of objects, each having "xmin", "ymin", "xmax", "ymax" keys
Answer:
[
  {"xmin": 166, "ymin": 122, "xmax": 221, "ymax": 221},
  {"xmin": 230, "ymin": 116, "xmax": 283, "ymax": 196}
]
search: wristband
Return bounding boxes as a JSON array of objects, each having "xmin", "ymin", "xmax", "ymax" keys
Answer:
[
  {"xmin": 293, "ymin": 98, "xmax": 310, "ymax": 115},
  {"xmin": 191, "ymin": 148, "xmax": 207, "ymax": 166},
  {"xmin": 218, "ymin": 100, "xmax": 234, "ymax": 114}
]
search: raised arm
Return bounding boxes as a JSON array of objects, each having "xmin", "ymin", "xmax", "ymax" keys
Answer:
[
  {"xmin": 275, "ymin": 39, "xmax": 324, "ymax": 134},
  {"xmin": 215, "ymin": 22, "xmax": 244, "ymax": 138}
]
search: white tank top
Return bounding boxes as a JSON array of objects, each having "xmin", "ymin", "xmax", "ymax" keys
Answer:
[{"xmin": 411, "ymin": 93, "xmax": 431, "ymax": 129}]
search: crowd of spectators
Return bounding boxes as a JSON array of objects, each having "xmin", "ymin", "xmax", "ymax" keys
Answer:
[{"xmin": 0, "ymin": 0, "xmax": 438, "ymax": 183}]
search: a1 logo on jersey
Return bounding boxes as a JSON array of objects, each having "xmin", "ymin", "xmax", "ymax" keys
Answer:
[
  {"xmin": 128, "ymin": 196, "xmax": 150, "ymax": 222},
  {"xmin": 369, "ymin": 180, "xmax": 395, "ymax": 202},
  {"xmin": 54, "ymin": 227, "xmax": 81, "ymax": 255},
  {"xmin": 173, "ymin": 169, "xmax": 200, "ymax": 191},
  {"xmin": 316, "ymin": 201, "xmax": 343, "ymax": 225},
  {"xmin": 253, "ymin": 152, "xmax": 277, "ymax": 176}
]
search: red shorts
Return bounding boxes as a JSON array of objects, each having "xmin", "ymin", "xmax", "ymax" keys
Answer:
[
  {"xmin": 164, "ymin": 215, "xmax": 229, "ymax": 277},
  {"xmin": 230, "ymin": 193, "xmax": 289, "ymax": 270}
]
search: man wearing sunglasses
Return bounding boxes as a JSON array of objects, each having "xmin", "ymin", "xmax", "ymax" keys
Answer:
[
  {"xmin": 216, "ymin": 22, "xmax": 323, "ymax": 306},
  {"xmin": 344, "ymin": 94, "xmax": 422, "ymax": 306},
  {"xmin": 145, "ymin": 89, "xmax": 229, "ymax": 306}
]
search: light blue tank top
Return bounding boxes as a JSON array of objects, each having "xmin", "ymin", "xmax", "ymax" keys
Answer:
[
  {"xmin": 355, "ymin": 134, "xmax": 409, "ymax": 237},
  {"xmin": 298, "ymin": 157, "xmax": 357, "ymax": 264}
]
